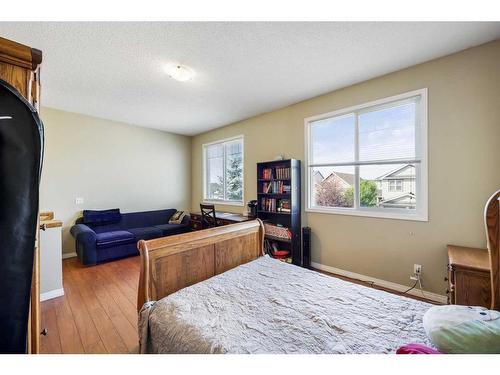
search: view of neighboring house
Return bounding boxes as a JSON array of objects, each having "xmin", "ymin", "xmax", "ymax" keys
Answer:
[
  {"xmin": 313, "ymin": 170, "xmax": 357, "ymax": 207},
  {"xmin": 314, "ymin": 164, "xmax": 416, "ymax": 209},
  {"xmin": 375, "ymin": 164, "xmax": 416, "ymax": 209},
  {"xmin": 321, "ymin": 171, "xmax": 354, "ymax": 190},
  {"xmin": 313, "ymin": 170, "xmax": 325, "ymax": 185}
]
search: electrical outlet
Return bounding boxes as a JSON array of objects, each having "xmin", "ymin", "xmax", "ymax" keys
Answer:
[
  {"xmin": 414, "ymin": 264, "xmax": 422, "ymax": 275},
  {"xmin": 410, "ymin": 264, "xmax": 422, "ymax": 281},
  {"xmin": 75, "ymin": 197, "xmax": 84, "ymax": 205}
]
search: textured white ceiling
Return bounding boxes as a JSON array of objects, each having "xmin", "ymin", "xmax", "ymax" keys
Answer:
[{"xmin": 0, "ymin": 22, "xmax": 499, "ymax": 135}]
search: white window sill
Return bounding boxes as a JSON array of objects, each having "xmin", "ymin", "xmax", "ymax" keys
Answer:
[
  {"xmin": 306, "ymin": 206, "xmax": 428, "ymax": 222},
  {"xmin": 203, "ymin": 200, "xmax": 245, "ymax": 207}
]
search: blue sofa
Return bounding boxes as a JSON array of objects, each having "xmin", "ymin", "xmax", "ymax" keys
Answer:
[{"xmin": 70, "ymin": 208, "xmax": 190, "ymax": 265}]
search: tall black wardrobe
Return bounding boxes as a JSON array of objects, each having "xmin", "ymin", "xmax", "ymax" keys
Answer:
[{"xmin": 0, "ymin": 36, "xmax": 43, "ymax": 353}]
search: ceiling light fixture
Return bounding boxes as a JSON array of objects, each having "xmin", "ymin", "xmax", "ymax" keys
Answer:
[{"xmin": 164, "ymin": 64, "xmax": 195, "ymax": 82}]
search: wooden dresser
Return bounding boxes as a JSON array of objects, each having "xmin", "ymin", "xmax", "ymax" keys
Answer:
[
  {"xmin": 447, "ymin": 245, "xmax": 491, "ymax": 308},
  {"xmin": 0, "ymin": 36, "xmax": 42, "ymax": 354}
]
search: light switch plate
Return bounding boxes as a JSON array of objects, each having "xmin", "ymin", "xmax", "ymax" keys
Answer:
[{"xmin": 75, "ymin": 197, "xmax": 84, "ymax": 205}]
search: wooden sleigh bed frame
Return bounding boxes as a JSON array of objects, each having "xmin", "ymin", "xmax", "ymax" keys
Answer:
[
  {"xmin": 137, "ymin": 219, "xmax": 265, "ymax": 311},
  {"xmin": 485, "ymin": 189, "xmax": 500, "ymax": 310},
  {"xmin": 138, "ymin": 189, "xmax": 500, "ymax": 313}
]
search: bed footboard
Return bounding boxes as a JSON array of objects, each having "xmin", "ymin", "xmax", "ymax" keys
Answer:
[{"xmin": 137, "ymin": 219, "xmax": 265, "ymax": 312}]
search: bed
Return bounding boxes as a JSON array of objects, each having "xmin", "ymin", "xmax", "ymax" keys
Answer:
[{"xmin": 137, "ymin": 219, "xmax": 434, "ymax": 354}]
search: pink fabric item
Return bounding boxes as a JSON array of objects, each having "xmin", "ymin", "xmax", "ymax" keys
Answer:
[{"xmin": 396, "ymin": 343, "xmax": 441, "ymax": 354}]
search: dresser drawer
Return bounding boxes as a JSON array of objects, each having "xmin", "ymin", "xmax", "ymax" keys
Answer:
[
  {"xmin": 191, "ymin": 213, "xmax": 202, "ymax": 222},
  {"xmin": 454, "ymin": 268, "xmax": 491, "ymax": 307},
  {"xmin": 191, "ymin": 221, "xmax": 201, "ymax": 230}
]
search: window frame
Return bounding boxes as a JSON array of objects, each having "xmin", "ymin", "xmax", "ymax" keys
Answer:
[
  {"xmin": 202, "ymin": 135, "xmax": 245, "ymax": 206},
  {"xmin": 304, "ymin": 88, "xmax": 428, "ymax": 221}
]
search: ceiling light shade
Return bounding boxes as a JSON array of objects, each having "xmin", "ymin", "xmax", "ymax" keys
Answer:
[{"xmin": 164, "ymin": 64, "xmax": 195, "ymax": 82}]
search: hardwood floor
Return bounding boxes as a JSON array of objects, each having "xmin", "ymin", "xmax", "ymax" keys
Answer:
[{"xmin": 40, "ymin": 256, "xmax": 140, "ymax": 354}]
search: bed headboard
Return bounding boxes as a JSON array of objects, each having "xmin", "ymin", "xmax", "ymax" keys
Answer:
[
  {"xmin": 137, "ymin": 219, "xmax": 265, "ymax": 312},
  {"xmin": 485, "ymin": 189, "xmax": 500, "ymax": 310}
]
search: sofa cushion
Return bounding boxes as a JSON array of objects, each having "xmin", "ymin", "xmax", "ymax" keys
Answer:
[
  {"xmin": 119, "ymin": 209, "xmax": 177, "ymax": 229},
  {"xmin": 154, "ymin": 223, "xmax": 190, "ymax": 236},
  {"xmin": 95, "ymin": 230, "xmax": 135, "ymax": 249},
  {"xmin": 128, "ymin": 226, "xmax": 163, "ymax": 241},
  {"xmin": 83, "ymin": 208, "xmax": 121, "ymax": 226}
]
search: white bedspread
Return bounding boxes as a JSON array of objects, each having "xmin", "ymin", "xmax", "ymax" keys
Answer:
[{"xmin": 139, "ymin": 255, "xmax": 433, "ymax": 353}]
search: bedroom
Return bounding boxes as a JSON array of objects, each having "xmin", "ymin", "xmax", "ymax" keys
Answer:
[{"xmin": 1, "ymin": 0, "xmax": 500, "ymax": 371}]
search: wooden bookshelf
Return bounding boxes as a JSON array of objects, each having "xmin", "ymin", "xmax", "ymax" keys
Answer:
[{"xmin": 257, "ymin": 159, "xmax": 301, "ymax": 266}]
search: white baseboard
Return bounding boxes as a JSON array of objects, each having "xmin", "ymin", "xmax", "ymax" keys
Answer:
[
  {"xmin": 62, "ymin": 252, "xmax": 77, "ymax": 259},
  {"xmin": 40, "ymin": 288, "xmax": 65, "ymax": 302},
  {"xmin": 311, "ymin": 262, "xmax": 447, "ymax": 304}
]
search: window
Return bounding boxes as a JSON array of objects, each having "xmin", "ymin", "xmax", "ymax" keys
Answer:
[
  {"xmin": 389, "ymin": 180, "xmax": 403, "ymax": 192},
  {"xmin": 203, "ymin": 136, "xmax": 244, "ymax": 205},
  {"xmin": 305, "ymin": 89, "xmax": 427, "ymax": 221}
]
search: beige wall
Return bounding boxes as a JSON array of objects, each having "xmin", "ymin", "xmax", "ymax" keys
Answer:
[
  {"xmin": 39, "ymin": 107, "xmax": 191, "ymax": 255},
  {"xmin": 191, "ymin": 40, "xmax": 500, "ymax": 295}
]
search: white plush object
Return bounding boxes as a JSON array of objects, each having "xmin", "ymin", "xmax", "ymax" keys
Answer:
[
  {"xmin": 139, "ymin": 255, "xmax": 432, "ymax": 353},
  {"xmin": 423, "ymin": 305, "xmax": 500, "ymax": 353}
]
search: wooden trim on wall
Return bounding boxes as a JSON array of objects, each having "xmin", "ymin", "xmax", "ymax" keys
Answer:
[{"xmin": 311, "ymin": 261, "xmax": 447, "ymax": 304}]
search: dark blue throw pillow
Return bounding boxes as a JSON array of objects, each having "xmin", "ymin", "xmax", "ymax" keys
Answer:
[{"xmin": 83, "ymin": 208, "xmax": 121, "ymax": 226}]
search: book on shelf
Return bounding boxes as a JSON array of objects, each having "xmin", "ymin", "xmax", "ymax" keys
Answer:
[
  {"xmin": 262, "ymin": 168, "xmax": 273, "ymax": 180},
  {"xmin": 261, "ymin": 197, "xmax": 277, "ymax": 212},
  {"xmin": 261, "ymin": 180, "xmax": 290, "ymax": 194},
  {"xmin": 275, "ymin": 167, "xmax": 290, "ymax": 180},
  {"xmin": 278, "ymin": 199, "xmax": 291, "ymax": 213},
  {"xmin": 261, "ymin": 166, "xmax": 291, "ymax": 180},
  {"xmin": 260, "ymin": 198, "xmax": 291, "ymax": 213}
]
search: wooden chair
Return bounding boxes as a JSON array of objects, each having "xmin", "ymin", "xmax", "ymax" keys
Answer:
[
  {"xmin": 485, "ymin": 189, "xmax": 500, "ymax": 310},
  {"xmin": 200, "ymin": 204, "xmax": 217, "ymax": 229}
]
